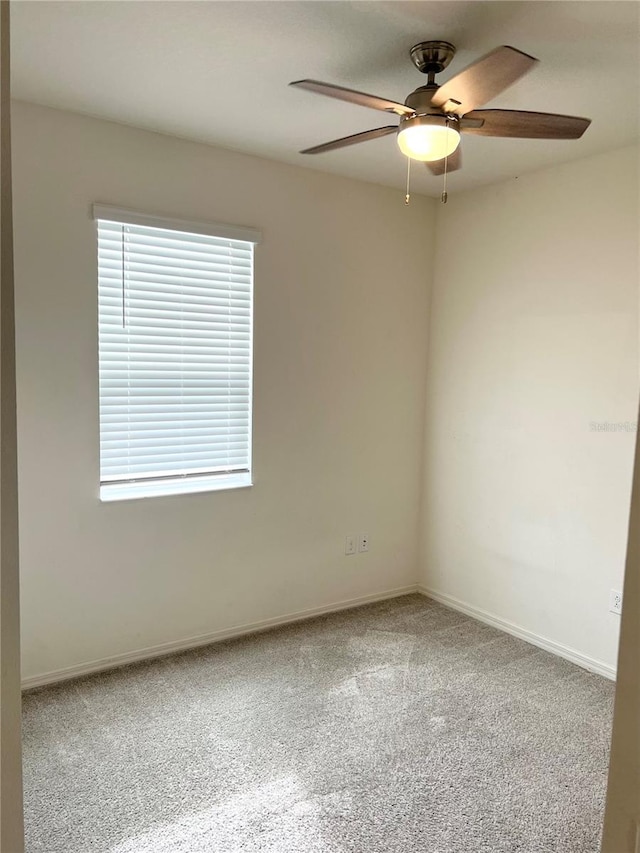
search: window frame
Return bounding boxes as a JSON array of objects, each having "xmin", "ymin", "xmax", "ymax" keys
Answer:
[{"xmin": 93, "ymin": 204, "xmax": 261, "ymax": 502}]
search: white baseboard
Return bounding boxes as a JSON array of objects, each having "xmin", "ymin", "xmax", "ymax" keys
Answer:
[
  {"xmin": 23, "ymin": 583, "xmax": 615, "ymax": 690},
  {"xmin": 21, "ymin": 584, "xmax": 419, "ymax": 691},
  {"xmin": 419, "ymin": 585, "xmax": 616, "ymax": 681}
]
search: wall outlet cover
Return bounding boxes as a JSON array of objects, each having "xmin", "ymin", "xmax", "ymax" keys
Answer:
[
  {"xmin": 345, "ymin": 535, "xmax": 357, "ymax": 556},
  {"xmin": 609, "ymin": 589, "xmax": 623, "ymax": 615}
]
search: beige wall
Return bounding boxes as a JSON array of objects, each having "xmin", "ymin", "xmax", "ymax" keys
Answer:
[
  {"xmin": 419, "ymin": 146, "xmax": 640, "ymax": 673},
  {"xmin": 11, "ymin": 101, "xmax": 436, "ymax": 683},
  {"xmin": 601, "ymin": 419, "xmax": 640, "ymax": 851},
  {"xmin": 0, "ymin": 3, "xmax": 24, "ymax": 849}
]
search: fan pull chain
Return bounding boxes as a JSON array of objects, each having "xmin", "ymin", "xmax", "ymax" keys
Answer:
[
  {"xmin": 405, "ymin": 155, "xmax": 412, "ymax": 205},
  {"xmin": 441, "ymin": 121, "xmax": 449, "ymax": 204}
]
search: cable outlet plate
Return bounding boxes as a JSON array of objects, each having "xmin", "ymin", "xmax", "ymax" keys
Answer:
[
  {"xmin": 359, "ymin": 533, "xmax": 369, "ymax": 553},
  {"xmin": 609, "ymin": 589, "xmax": 623, "ymax": 615}
]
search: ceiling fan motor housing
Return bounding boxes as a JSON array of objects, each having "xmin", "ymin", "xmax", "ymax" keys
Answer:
[{"xmin": 404, "ymin": 84, "xmax": 442, "ymax": 114}]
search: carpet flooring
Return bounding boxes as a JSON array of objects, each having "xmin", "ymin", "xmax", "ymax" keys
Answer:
[{"xmin": 22, "ymin": 594, "xmax": 614, "ymax": 853}]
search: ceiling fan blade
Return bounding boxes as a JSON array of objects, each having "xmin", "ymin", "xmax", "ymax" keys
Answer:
[
  {"xmin": 300, "ymin": 126, "xmax": 398, "ymax": 155},
  {"xmin": 426, "ymin": 145, "xmax": 462, "ymax": 175},
  {"xmin": 431, "ymin": 45, "xmax": 538, "ymax": 116},
  {"xmin": 290, "ymin": 79, "xmax": 414, "ymax": 117},
  {"xmin": 461, "ymin": 109, "xmax": 591, "ymax": 138}
]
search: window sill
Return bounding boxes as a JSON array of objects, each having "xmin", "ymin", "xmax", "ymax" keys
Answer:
[{"xmin": 100, "ymin": 472, "xmax": 252, "ymax": 502}]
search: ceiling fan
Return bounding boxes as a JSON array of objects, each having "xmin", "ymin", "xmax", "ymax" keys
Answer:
[{"xmin": 290, "ymin": 41, "xmax": 591, "ymax": 176}]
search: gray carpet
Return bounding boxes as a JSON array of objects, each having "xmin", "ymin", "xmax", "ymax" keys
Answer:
[{"xmin": 22, "ymin": 594, "xmax": 614, "ymax": 853}]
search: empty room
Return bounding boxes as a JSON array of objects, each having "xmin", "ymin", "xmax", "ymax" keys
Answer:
[{"xmin": 1, "ymin": 1, "xmax": 639, "ymax": 851}]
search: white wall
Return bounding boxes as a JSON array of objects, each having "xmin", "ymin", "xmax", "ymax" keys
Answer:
[
  {"xmin": 419, "ymin": 146, "xmax": 640, "ymax": 672},
  {"xmin": 12, "ymin": 101, "xmax": 436, "ymax": 682}
]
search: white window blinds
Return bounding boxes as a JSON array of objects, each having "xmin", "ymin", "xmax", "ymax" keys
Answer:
[{"xmin": 95, "ymin": 206, "xmax": 259, "ymax": 501}]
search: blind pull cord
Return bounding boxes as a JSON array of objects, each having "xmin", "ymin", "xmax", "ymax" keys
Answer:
[{"xmin": 121, "ymin": 224, "xmax": 126, "ymax": 328}]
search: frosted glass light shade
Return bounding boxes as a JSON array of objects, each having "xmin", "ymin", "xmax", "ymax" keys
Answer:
[{"xmin": 397, "ymin": 117, "xmax": 460, "ymax": 162}]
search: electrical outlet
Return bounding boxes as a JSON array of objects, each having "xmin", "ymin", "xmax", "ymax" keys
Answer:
[
  {"xmin": 345, "ymin": 535, "xmax": 356, "ymax": 556},
  {"xmin": 609, "ymin": 589, "xmax": 623, "ymax": 615},
  {"xmin": 358, "ymin": 533, "xmax": 369, "ymax": 553}
]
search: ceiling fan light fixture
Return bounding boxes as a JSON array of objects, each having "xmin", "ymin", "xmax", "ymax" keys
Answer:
[{"xmin": 397, "ymin": 115, "xmax": 460, "ymax": 162}]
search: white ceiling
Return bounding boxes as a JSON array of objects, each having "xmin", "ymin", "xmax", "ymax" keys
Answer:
[{"xmin": 10, "ymin": 1, "xmax": 640, "ymax": 197}]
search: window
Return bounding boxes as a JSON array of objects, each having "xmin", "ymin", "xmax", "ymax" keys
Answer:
[{"xmin": 94, "ymin": 205, "xmax": 260, "ymax": 501}]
